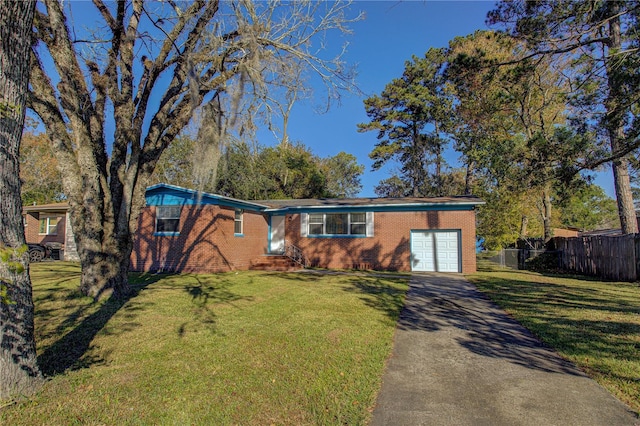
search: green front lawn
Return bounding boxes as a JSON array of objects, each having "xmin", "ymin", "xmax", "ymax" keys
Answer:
[
  {"xmin": 468, "ymin": 260, "xmax": 640, "ymax": 414},
  {"xmin": 1, "ymin": 263, "xmax": 408, "ymax": 425}
]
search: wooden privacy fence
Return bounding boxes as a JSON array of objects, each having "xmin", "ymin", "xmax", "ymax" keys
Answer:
[{"xmin": 553, "ymin": 234, "xmax": 640, "ymax": 282}]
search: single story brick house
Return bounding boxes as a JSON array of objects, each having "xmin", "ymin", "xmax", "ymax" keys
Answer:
[
  {"xmin": 131, "ymin": 183, "xmax": 484, "ymax": 274},
  {"xmin": 22, "ymin": 202, "xmax": 79, "ymax": 261}
]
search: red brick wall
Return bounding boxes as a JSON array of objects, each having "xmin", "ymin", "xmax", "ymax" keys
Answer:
[
  {"xmin": 130, "ymin": 205, "xmax": 269, "ymax": 273},
  {"xmin": 24, "ymin": 212, "xmax": 67, "ymax": 246},
  {"xmin": 286, "ymin": 210, "xmax": 478, "ymax": 273},
  {"xmin": 130, "ymin": 206, "xmax": 478, "ymax": 274}
]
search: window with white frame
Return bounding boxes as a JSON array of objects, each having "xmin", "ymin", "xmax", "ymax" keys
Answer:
[
  {"xmin": 234, "ymin": 209, "xmax": 243, "ymax": 234},
  {"xmin": 308, "ymin": 213, "xmax": 325, "ymax": 235},
  {"xmin": 350, "ymin": 212, "xmax": 366, "ymax": 235},
  {"xmin": 306, "ymin": 212, "xmax": 370, "ymax": 236},
  {"xmin": 39, "ymin": 216, "xmax": 58, "ymax": 235},
  {"xmin": 155, "ymin": 206, "xmax": 181, "ymax": 234}
]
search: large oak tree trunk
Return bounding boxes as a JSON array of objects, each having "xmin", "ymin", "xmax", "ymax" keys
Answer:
[
  {"xmin": 67, "ymin": 184, "xmax": 145, "ymax": 300},
  {"xmin": 77, "ymin": 238, "xmax": 134, "ymax": 300},
  {"xmin": 0, "ymin": 0, "xmax": 43, "ymax": 399},
  {"xmin": 56, "ymin": 175, "xmax": 138, "ymax": 300}
]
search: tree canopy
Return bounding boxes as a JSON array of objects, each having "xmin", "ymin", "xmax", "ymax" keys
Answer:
[
  {"xmin": 488, "ymin": 0, "xmax": 640, "ymax": 233},
  {"xmin": 360, "ymin": 21, "xmax": 627, "ymax": 247},
  {"xmin": 152, "ymin": 137, "xmax": 364, "ymax": 200},
  {"xmin": 358, "ymin": 48, "xmax": 454, "ymax": 197},
  {"xmin": 20, "ymin": 130, "xmax": 64, "ymax": 206}
]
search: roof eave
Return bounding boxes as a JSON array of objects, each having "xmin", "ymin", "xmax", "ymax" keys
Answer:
[
  {"xmin": 146, "ymin": 183, "xmax": 270, "ymax": 210},
  {"xmin": 264, "ymin": 200, "xmax": 485, "ymax": 213},
  {"xmin": 23, "ymin": 204, "xmax": 69, "ymax": 213}
]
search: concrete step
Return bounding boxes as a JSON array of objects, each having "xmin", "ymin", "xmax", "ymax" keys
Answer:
[{"xmin": 249, "ymin": 255, "xmax": 302, "ymax": 272}]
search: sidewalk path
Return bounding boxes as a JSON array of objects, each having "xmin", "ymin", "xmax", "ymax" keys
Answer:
[{"xmin": 370, "ymin": 273, "xmax": 638, "ymax": 426}]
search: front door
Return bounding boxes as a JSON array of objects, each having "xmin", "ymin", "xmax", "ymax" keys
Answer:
[{"xmin": 270, "ymin": 215, "xmax": 285, "ymax": 253}]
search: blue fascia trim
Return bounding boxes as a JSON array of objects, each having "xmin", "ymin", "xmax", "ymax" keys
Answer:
[
  {"xmin": 307, "ymin": 234, "xmax": 368, "ymax": 238},
  {"xmin": 266, "ymin": 204, "xmax": 477, "ymax": 214},
  {"xmin": 145, "ymin": 185, "xmax": 267, "ymax": 212},
  {"xmin": 154, "ymin": 231, "xmax": 180, "ymax": 237},
  {"xmin": 146, "ymin": 183, "xmax": 482, "ymax": 214}
]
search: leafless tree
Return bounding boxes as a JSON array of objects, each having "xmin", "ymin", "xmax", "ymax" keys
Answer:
[{"xmin": 28, "ymin": 0, "xmax": 361, "ymax": 299}]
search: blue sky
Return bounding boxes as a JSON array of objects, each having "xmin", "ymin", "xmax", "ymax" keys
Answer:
[
  {"xmin": 264, "ymin": 0, "xmax": 497, "ymax": 197},
  {"xmin": 255, "ymin": 0, "xmax": 615, "ymax": 198}
]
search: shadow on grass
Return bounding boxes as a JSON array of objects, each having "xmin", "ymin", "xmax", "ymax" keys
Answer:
[
  {"xmin": 470, "ymin": 272, "xmax": 639, "ymax": 315},
  {"xmin": 477, "ymin": 257, "xmax": 627, "ymax": 283},
  {"xmin": 178, "ymin": 274, "xmax": 253, "ymax": 337},
  {"xmin": 37, "ymin": 273, "xmax": 165, "ymax": 376},
  {"xmin": 469, "ymin": 274, "xmax": 640, "ymax": 372},
  {"xmin": 341, "ymin": 276, "xmax": 408, "ymax": 324},
  {"xmin": 254, "ymin": 270, "xmax": 409, "ymax": 325}
]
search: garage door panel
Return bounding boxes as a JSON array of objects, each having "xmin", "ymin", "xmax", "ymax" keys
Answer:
[{"xmin": 411, "ymin": 230, "xmax": 460, "ymax": 273}]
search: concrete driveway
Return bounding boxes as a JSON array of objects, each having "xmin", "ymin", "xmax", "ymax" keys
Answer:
[{"xmin": 370, "ymin": 273, "xmax": 638, "ymax": 426}]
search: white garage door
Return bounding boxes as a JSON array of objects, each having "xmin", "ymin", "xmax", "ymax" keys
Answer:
[{"xmin": 411, "ymin": 230, "xmax": 461, "ymax": 272}]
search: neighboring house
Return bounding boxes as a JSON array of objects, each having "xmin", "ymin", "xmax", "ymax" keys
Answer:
[
  {"xmin": 575, "ymin": 211, "xmax": 640, "ymax": 237},
  {"xmin": 552, "ymin": 227, "xmax": 580, "ymax": 238},
  {"xmin": 131, "ymin": 183, "xmax": 484, "ymax": 274},
  {"xmin": 22, "ymin": 202, "xmax": 79, "ymax": 261},
  {"xmin": 578, "ymin": 228, "xmax": 625, "ymax": 237}
]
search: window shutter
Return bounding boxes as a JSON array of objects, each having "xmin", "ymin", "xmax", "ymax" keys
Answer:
[
  {"xmin": 366, "ymin": 212, "xmax": 374, "ymax": 237},
  {"xmin": 301, "ymin": 213, "xmax": 308, "ymax": 237}
]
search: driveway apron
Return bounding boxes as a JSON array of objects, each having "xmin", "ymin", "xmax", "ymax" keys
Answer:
[{"xmin": 370, "ymin": 273, "xmax": 638, "ymax": 426}]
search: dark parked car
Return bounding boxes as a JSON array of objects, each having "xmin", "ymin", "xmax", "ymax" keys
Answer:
[{"xmin": 27, "ymin": 243, "xmax": 48, "ymax": 262}]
